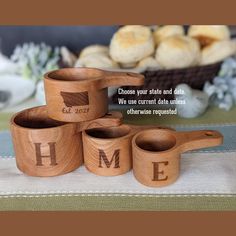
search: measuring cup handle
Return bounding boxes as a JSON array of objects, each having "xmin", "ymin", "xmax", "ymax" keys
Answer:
[
  {"xmin": 176, "ymin": 130, "xmax": 223, "ymax": 153},
  {"xmin": 76, "ymin": 111, "xmax": 123, "ymax": 132},
  {"xmin": 98, "ymin": 71, "xmax": 145, "ymax": 89}
]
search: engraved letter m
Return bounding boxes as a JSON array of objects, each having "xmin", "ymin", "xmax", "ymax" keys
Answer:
[{"xmin": 98, "ymin": 149, "xmax": 120, "ymax": 168}]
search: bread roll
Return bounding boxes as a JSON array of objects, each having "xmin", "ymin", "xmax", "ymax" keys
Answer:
[
  {"xmin": 188, "ymin": 25, "xmax": 230, "ymax": 47},
  {"xmin": 79, "ymin": 45, "xmax": 109, "ymax": 58},
  {"xmin": 200, "ymin": 40, "xmax": 236, "ymax": 65},
  {"xmin": 75, "ymin": 53, "xmax": 119, "ymax": 69},
  {"xmin": 110, "ymin": 25, "xmax": 155, "ymax": 64},
  {"xmin": 136, "ymin": 56, "xmax": 160, "ymax": 69},
  {"xmin": 153, "ymin": 25, "xmax": 184, "ymax": 45},
  {"xmin": 60, "ymin": 46, "xmax": 77, "ymax": 67},
  {"xmin": 155, "ymin": 35, "xmax": 200, "ymax": 69},
  {"xmin": 119, "ymin": 62, "xmax": 137, "ymax": 68}
]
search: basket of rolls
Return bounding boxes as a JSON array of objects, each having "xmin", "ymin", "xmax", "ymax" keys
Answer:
[{"xmin": 73, "ymin": 25, "xmax": 236, "ymax": 101}]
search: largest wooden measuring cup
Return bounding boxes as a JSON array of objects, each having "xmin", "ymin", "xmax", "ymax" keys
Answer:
[{"xmin": 44, "ymin": 68, "xmax": 144, "ymax": 122}]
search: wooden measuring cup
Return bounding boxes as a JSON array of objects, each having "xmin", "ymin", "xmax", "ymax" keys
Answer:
[
  {"xmin": 82, "ymin": 124, "xmax": 174, "ymax": 176},
  {"xmin": 44, "ymin": 67, "xmax": 144, "ymax": 122},
  {"xmin": 10, "ymin": 106, "xmax": 122, "ymax": 177},
  {"xmin": 132, "ymin": 129, "xmax": 223, "ymax": 187}
]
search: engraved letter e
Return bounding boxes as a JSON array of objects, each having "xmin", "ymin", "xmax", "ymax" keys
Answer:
[{"xmin": 152, "ymin": 161, "xmax": 169, "ymax": 181}]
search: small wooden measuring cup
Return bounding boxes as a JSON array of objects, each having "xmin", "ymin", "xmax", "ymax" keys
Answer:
[
  {"xmin": 10, "ymin": 106, "xmax": 122, "ymax": 177},
  {"xmin": 44, "ymin": 68, "xmax": 144, "ymax": 122},
  {"xmin": 132, "ymin": 129, "xmax": 223, "ymax": 187},
  {"xmin": 82, "ymin": 124, "xmax": 174, "ymax": 176}
]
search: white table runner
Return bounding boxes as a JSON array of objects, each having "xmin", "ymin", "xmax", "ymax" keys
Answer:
[{"xmin": 0, "ymin": 152, "xmax": 235, "ymax": 197}]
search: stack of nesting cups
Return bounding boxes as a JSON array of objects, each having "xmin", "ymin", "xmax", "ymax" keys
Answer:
[
  {"xmin": 10, "ymin": 67, "xmax": 223, "ymax": 187},
  {"xmin": 10, "ymin": 68, "xmax": 144, "ymax": 177}
]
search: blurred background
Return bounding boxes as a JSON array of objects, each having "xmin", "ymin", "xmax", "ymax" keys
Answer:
[
  {"xmin": 1, "ymin": 25, "xmax": 236, "ymax": 129},
  {"xmin": 0, "ymin": 26, "xmax": 118, "ymax": 113},
  {"xmin": 1, "ymin": 26, "xmax": 236, "ymax": 56},
  {"xmin": 0, "ymin": 26, "xmax": 119, "ymax": 56}
]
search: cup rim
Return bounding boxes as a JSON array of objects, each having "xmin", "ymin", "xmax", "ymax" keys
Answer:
[
  {"xmin": 10, "ymin": 105, "xmax": 69, "ymax": 131},
  {"xmin": 83, "ymin": 124, "xmax": 132, "ymax": 140},
  {"xmin": 44, "ymin": 67, "xmax": 104, "ymax": 83},
  {"xmin": 132, "ymin": 128, "xmax": 178, "ymax": 154}
]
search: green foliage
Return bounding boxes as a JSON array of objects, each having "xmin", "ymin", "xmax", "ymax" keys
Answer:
[{"xmin": 11, "ymin": 42, "xmax": 60, "ymax": 82}]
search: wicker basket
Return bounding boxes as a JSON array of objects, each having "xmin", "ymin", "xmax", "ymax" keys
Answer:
[{"xmin": 111, "ymin": 61, "xmax": 222, "ymax": 102}]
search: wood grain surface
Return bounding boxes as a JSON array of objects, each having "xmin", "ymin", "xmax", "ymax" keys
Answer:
[
  {"xmin": 132, "ymin": 129, "xmax": 223, "ymax": 187},
  {"xmin": 10, "ymin": 106, "xmax": 122, "ymax": 177},
  {"xmin": 82, "ymin": 124, "xmax": 174, "ymax": 176},
  {"xmin": 44, "ymin": 68, "xmax": 144, "ymax": 122}
]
